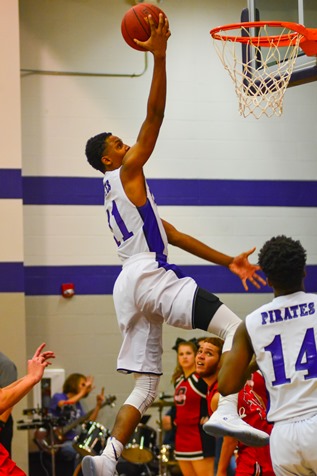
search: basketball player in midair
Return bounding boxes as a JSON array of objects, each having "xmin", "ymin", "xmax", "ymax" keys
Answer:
[{"xmin": 82, "ymin": 13, "xmax": 268, "ymax": 476}]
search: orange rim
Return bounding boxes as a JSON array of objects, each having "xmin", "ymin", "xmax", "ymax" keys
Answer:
[{"xmin": 210, "ymin": 21, "xmax": 305, "ymax": 47}]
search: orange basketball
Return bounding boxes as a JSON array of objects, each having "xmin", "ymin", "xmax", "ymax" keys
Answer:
[{"xmin": 121, "ymin": 3, "xmax": 167, "ymax": 51}]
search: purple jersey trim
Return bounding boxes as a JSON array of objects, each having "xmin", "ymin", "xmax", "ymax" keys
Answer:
[{"xmin": 137, "ymin": 199, "xmax": 166, "ymax": 255}]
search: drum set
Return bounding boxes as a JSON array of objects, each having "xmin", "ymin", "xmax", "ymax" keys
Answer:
[
  {"xmin": 18, "ymin": 396, "xmax": 180, "ymax": 476},
  {"xmin": 72, "ymin": 397, "xmax": 180, "ymax": 476}
]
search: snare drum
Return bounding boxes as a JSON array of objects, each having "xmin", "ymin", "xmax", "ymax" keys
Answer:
[
  {"xmin": 122, "ymin": 424, "xmax": 156, "ymax": 464},
  {"xmin": 72, "ymin": 421, "xmax": 109, "ymax": 457}
]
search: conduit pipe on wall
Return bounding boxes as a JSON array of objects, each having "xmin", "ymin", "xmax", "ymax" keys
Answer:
[{"xmin": 20, "ymin": 52, "xmax": 148, "ymax": 78}]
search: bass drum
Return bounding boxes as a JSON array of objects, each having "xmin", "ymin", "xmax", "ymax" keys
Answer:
[
  {"xmin": 122, "ymin": 424, "xmax": 157, "ymax": 464},
  {"xmin": 73, "ymin": 421, "xmax": 110, "ymax": 457}
]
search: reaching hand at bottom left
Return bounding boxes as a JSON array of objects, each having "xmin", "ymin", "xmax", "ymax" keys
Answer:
[{"xmin": 27, "ymin": 343, "xmax": 55, "ymax": 384}]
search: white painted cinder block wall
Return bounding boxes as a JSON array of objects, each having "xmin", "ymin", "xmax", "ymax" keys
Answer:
[
  {"xmin": 0, "ymin": 0, "xmax": 27, "ymax": 471},
  {"xmin": 14, "ymin": 0, "xmax": 317, "ymax": 469}
]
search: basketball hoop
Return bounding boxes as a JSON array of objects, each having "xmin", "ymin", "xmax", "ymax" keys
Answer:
[{"xmin": 210, "ymin": 21, "xmax": 317, "ymax": 118}]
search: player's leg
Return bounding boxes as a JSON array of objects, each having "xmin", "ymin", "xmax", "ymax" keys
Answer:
[
  {"xmin": 82, "ymin": 267, "xmax": 162, "ymax": 476},
  {"xmin": 134, "ymin": 266, "xmax": 269, "ymax": 446},
  {"xmin": 82, "ymin": 373, "xmax": 160, "ymax": 476},
  {"xmin": 144, "ymin": 273, "xmax": 269, "ymax": 446}
]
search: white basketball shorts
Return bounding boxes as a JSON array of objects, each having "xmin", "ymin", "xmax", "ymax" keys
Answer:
[
  {"xmin": 113, "ymin": 253, "xmax": 197, "ymax": 375},
  {"xmin": 270, "ymin": 412, "xmax": 317, "ymax": 475}
]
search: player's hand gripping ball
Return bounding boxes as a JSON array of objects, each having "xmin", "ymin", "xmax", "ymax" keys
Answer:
[{"xmin": 121, "ymin": 3, "xmax": 167, "ymax": 51}]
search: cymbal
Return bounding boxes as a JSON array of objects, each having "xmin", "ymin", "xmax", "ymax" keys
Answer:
[{"xmin": 151, "ymin": 399, "xmax": 174, "ymax": 408}]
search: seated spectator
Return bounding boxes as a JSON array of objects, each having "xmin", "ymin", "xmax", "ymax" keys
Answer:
[{"xmin": 48, "ymin": 373, "xmax": 105, "ymax": 472}]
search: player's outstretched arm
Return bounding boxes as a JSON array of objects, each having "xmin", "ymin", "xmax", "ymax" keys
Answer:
[
  {"xmin": 0, "ymin": 343, "xmax": 55, "ymax": 414},
  {"xmin": 122, "ymin": 14, "xmax": 170, "ymax": 176},
  {"xmin": 162, "ymin": 220, "xmax": 266, "ymax": 291}
]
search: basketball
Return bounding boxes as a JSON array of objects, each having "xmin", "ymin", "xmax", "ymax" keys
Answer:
[{"xmin": 121, "ymin": 3, "xmax": 166, "ymax": 51}]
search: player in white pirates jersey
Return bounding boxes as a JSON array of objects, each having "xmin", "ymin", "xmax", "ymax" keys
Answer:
[
  {"xmin": 82, "ymin": 13, "xmax": 267, "ymax": 476},
  {"xmin": 217, "ymin": 235, "xmax": 317, "ymax": 476}
]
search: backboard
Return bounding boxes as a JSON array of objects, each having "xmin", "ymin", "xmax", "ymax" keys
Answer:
[{"xmin": 243, "ymin": 0, "xmax": 317, "ymax": 87}]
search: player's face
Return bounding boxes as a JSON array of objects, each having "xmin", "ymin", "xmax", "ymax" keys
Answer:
[
  {"xmin": 177, "ymin": 344, "xmax": 196, "ymax": 373},
  {"xmin": 105, "ymin": 135, "xmax": 130, "ymax": 168},
  {"xmin": 195, "ymin": 342, "xmax": 221, "ymax": 378}
]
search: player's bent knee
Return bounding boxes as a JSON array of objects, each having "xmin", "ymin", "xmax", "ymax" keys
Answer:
[
  {"xmin": 193, "ymin": 287, "xmax": 223, "ymax": 330},
  {"xmin": 124, "ymin": 373, "xmax": 160, "ymax": 415}
]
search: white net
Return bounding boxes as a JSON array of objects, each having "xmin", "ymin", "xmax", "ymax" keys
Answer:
[{"xmin": 212, "ymin": 24, "xmax": 303, "ymax": 119}]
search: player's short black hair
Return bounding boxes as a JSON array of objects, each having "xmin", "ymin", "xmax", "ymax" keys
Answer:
[
  {"xmin": 258, "ymin": 235, "xmax": 307, "ymax": 290},
  {"xmin": 85, "ymin": 132, "xmax": 112, "ymax": 173}
]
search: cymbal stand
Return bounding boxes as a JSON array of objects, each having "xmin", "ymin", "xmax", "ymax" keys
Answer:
[
  {"xmin": 48, "ymin": 422, "xmax": 58, "ymax": 476},
  {"xmin": 156, "ymin": 405, "xmax": 168, "ymax": 476},
  {"xmin": 37, "ymin": 418, "xmax": 63, "ymax": 476}
]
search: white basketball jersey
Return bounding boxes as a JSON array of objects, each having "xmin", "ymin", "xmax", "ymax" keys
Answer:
[
  {"xmin": 103, "ymin": 168, "xmax": 168, "ymax": 262},
  {"xmin": 245, "ymin": 291, "xmax": 317, "ymax": 423}
]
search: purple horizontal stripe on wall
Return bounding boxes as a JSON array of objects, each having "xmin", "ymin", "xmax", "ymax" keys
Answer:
[
  {"xmin": 22, "ymin": 177, "xmax": 317, "ymax": 207},
  {"xmin": 23, "ymin": 177, "xmax": 104, "ymax": 205},
  {"xmin": 0, "ymin": 263, "xmax": 25, "ymax": 292},
  {"xmin": 0, "ymin": 169, "xmax": 22, "ymax": 199},
  {"xmin": 23, "ymin": 264, "xmax": 317, "ymax": 296}
]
